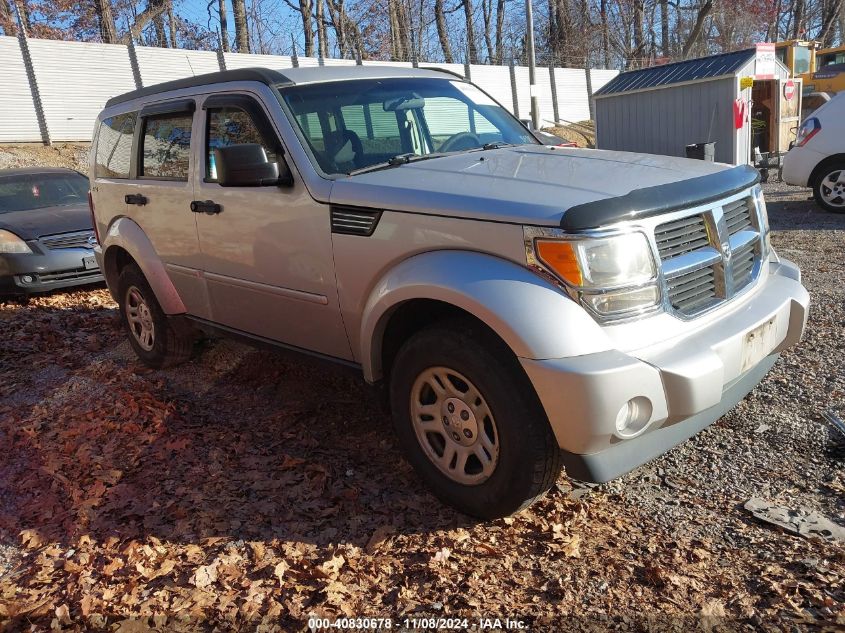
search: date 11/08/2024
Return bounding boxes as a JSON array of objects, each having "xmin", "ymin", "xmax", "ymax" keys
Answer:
[{"xmin": 308, "ymin": 616, "xmax": 529, "ymax": 630}]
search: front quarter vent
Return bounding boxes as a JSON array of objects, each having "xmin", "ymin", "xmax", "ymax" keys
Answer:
[{"xmin": 331, "ymin": 205, "xmax": 383, "ymax": 237}]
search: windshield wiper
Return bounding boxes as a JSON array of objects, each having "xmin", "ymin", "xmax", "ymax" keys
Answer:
[
  {"xmin": 479, "ymin": 141, "xmax": 514, "ymax": 150},
  {"xmin": 347, "ymin": 152, "xmax": 448, "ymax": 176}
]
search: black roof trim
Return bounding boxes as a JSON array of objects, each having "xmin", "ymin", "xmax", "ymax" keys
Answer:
[
  {"xmin": 561, "ymin": 164, "xmax": 760, "ymax": 231},
  {"xmin": 105, "ymin": 68, "xmax": 291, "ymax": 108}
]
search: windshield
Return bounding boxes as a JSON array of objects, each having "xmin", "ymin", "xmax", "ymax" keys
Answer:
[
  {"xmin": 0, "ymin": 172, "xmax": 89, "ymax": 213},
  {"xmin": 280, "ymin": 77, "xmax": 537, "ymax": 176},
  {"xmin": 793, "ymin": 46, "xmax": 812, "ymax": 75}
]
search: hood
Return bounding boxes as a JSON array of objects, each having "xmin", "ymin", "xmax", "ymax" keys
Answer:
[
  {"xmin": 329, "ymin": 145, "xmax": 732, "ymax": 227},
  {"xmin": 0, "ymin": 203, "xmax": 93, "ymax": 241}
]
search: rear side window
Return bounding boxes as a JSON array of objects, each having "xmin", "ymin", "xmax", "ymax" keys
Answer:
[
  {"xmin": 95, "ymin": 113, "xmax": 135, "ymax": 179},
  {"xmin": 141, "ymin": 113, "xmax": 192, "ymax": 180}
]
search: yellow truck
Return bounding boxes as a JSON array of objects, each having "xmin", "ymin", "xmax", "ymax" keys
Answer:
[{"xmin": 775, "ymin": 40, "xmax": 845, "ymax": 97}]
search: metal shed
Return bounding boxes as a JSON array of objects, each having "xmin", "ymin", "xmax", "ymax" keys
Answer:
[{"xmin": 595, "ymin": 48, "xmax": 797, "ymax": 166}]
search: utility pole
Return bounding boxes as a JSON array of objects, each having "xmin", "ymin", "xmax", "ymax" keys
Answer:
[{"xmin": 525, "ymin": 0, "xmax": 539, "ymax": 129}]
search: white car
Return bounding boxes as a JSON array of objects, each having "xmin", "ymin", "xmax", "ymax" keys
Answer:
[{"xmin": 783, "ymin": 92, "xmax": 845, "ymax": 213}]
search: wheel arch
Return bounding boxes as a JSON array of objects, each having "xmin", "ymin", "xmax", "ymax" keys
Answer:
[
  {"xmin": 101, "ymin": 217, "xmax": 186, "ymax": 314},
  {"xmin": 809, "ymin": 153, "xmax": 845, "ymax": 189},
  {"xmin": 360, "ymin": 250, "xmax": 611, "ymax": 383}
]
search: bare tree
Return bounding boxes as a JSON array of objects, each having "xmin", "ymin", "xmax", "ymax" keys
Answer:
[
  {"xmin": 463, "ymin": 0, "xmax": 478, "ymax": 63},
  {"xmin": 435, "ymin": 0, "xmax": 454, "ymax": 62},
  {"xmin": 232, "ymin": 0, "xmax": 250, "ymax": 51},
  {"xmin": 119, "ymin": 0, "xmax": 169, "ymax": 43},
  {"xmin": 315, "ymin": 0, "xmax": 328, "ymax": 56},
  {"xmin": 92, "ymin": 0, "xmax": 117, "ymax": 43},
  {"xmin": 681, "ymin": 0, "xmax": 714, "ymax": 58}
]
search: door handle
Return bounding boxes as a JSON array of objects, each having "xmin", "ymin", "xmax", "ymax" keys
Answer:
[
  {"xmin": 190, "ymin": 200, "xmax": 222, "ymax": 215},
  {"xmin": 125, "ymin": 194, "xmax": 148, "ymax": 205}
]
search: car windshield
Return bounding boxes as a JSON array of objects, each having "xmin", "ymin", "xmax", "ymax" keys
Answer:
[
  {"xmin": 279, "ymin": 77, "xmax": 537, "ymax": 176},
  {"xmin": 0, "ymin": 172, "xmax": 89, "ymax": 213}
]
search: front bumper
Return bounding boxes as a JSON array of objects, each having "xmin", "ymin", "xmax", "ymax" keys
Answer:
[
  {"xmin": 520, "ymin": 257, "xmax": 809, "ymax": 482},
  {"xmin": 0, "ymin": 247, "xmax": 104, "ymax": 294}
]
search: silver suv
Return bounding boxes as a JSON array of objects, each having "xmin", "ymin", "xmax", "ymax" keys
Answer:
[{"xmin": 90, "ymin": 66, "xmax": 809, "ymax": 518}]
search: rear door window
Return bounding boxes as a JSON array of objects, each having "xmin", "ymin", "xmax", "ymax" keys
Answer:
[
  {"xmin": 141, "ymin": 113, "xmax": 193, "ymax": 180},
  {"xmin": 95, "ymin": 113, "xmax": 136, "ymax": 179}
]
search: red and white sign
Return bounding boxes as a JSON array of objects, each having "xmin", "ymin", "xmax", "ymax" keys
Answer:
[
  {"xmin": 783, "ymin": 79, "xmax": 796, "ymax": 100},
  {"xmin": 755, "ymin": 43, "xmax": 777, "ymax": 80}
]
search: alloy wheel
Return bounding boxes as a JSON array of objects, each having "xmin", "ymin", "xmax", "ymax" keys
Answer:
[{"xmin": 409, "ymin": 366, "xmax": 499, "ymax": 485}]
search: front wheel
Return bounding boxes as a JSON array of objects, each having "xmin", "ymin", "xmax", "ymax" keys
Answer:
[
  {"xmin": 389, "ymin": 320, "xmax": 563, "ymax": 519},
  {"xmin": 813, "ymin": 162, "xmax": 845, "ymax": 213}
]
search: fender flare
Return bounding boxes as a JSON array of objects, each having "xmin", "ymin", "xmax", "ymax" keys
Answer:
[
  {"xmin": 100, "ymin": 217, "xmax": 187, "ymax": 315},
  {"xmin": 360, "ymin": 250, "xmax": 613, "ymax": 382}
]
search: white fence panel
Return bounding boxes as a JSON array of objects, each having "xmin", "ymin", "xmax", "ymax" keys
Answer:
[
  {"xmin": 532, "ymin": 70, "xmax": 556, "ymax": 127},
  {"xmin": 223, "ymin": 52, "xmax": 294, "ymax": 70},
  {"xmin": 136, "ymin": 46, "xmax": 220, "ymax": 86},
  {"xmin": 28, "ymin": 39, "xmax": 135, "ymax": 141},
  {"xmin": 511, "ymin": 66, "xmax": 531, "ymax": 120},
  {"xmin": 553, "ymin": 68, "xmax": 590, "ymax": 123},
  {"xmin": 321, "ymin": 57, "xmax": 357, "ymax": 67},
  {"xmin": 469, "ymin": 65, "xmax": 513, "ymax": 113},
  {"xmin": 0, "ymin": 36, "xmax": 41, "ymax": 143},
  {"xmin": 419, "ymin": 62, "xmax": 466, "ymax": 78},
  {"xmin": 362, "ymin": 60, "xmax": 414, "ymax": 68}
]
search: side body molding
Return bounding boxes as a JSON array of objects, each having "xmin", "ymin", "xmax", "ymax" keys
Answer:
[
  {"xmin": 359, "ymin": 250, "xmax": 613, "ymax": 382},
  {"xmin": 100, "ymin": 217, "xmax": 187, "ymax": 315}
]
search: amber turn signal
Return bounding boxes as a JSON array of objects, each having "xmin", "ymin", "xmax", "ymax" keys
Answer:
[{"xmin": 535, "ymin": 239, "xmax": 582, "ymax": 286}]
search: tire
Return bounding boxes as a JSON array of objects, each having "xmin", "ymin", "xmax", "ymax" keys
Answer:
[
  {"xmin": 812, "ymin": 161, "xmax": 845, "ymax": 213},
  {"xmin": 389, "ymin": 319, "xmax": 563, "ymax": 519},
  {"xmin": 117, "ymin": 263, "xmax": 195, "ymax": 368}
]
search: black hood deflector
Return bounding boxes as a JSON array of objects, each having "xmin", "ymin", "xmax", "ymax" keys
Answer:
[{"xmin": 561, "ymin": 164, "xmax": 760, "ymax": 231}]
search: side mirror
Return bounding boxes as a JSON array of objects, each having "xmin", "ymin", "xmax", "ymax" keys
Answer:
[
  {"xmin": 521, "ymin": 118, "xmax": 536, "ymax": 131},
  {"xmin": 214, "ymin": 143, "xmax": 292, "ymax": 187}
]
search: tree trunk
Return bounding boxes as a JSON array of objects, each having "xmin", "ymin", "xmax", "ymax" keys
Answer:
[
  {"xmin": 435, "ymin": 0, "xmax": 453, "ymax": 62},
  {"xmin": 315, "ymin": 0, "xmax": 327, "ymax": 57},
  {"xmin": 680, "ymin": 0, "xmax": 713, "ymax": 58},
  {"xmin": 660, "ymin": 0, "xmax": 669, "ymax": 57},
  {"xmin": 632, "ymin": 0, "xmax": 644, "ymax": 63},
  {"xmin": 168, "ymin": 0, "xmax": 177, "ymax": 47},
  {"xmin": 600, "ymin": 0, "xmax": 609, "ymax": 68},
  {"xmin": 232, "ymin": 0, "xmax": 249, "ymax": 52},
  {"xmin": 463, "ymin": 0, "xmax": 478, "ymax": 64},
  {"xmin": 218, "ymin": 0, "xmax": 229, "ymax": 51},
  {"xmin": 93, "ymin": 0, "xmax": 118, "ymax": 43},
  {"xmin": 818, "ymin": 0, "xmax": 842, "ymax": 46},
  {"xmin": 299, "ymin": 0, "xmax": 314, "ymax": 56},
  {"xmin": 791, "ymin": 0, "xmax": 805, "ymax": 39},
  {"xmin": 153, "ymin": 10, "xmax": 167, "ymax": 46},
  {"xmin": 119, "ymin": 0, "xmax": 169, "ymax": 43},
  {"xmin": 481, "ymin": 0, "xmax": 493, "ymax": 63},
  {"xmin": 495, "ymin": 0, "xmax": 504, "ymax": 64},
  {"xmin": 325, "ymin": 0, "xmax": 347, "ymax": 56}
]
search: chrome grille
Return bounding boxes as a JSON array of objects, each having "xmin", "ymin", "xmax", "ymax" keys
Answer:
[
  {"xmin": 666, "ymin": 264, "xmax": 718, "ymax": 315},
  {"xmin": 731, "ymin": 243, "xmax": 756, "ymax": 290},
  {"xmin": 653, "ymin": 191, "xmax": 765, "ymax": 318},
  {"xmin": 654, "ymin": 215, "xmax": 709, "ymax": 260},
  {"xmin": 722, "ymin": 197, "xmax": 754, "ymax": 235},
  {"xmin": 41, "ymin": 230, "xmax": 96, "ymax": 250}
]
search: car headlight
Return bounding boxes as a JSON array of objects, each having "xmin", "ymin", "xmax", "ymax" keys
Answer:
[
  {"xmin": 0, "ymin": 229, "xmax": 32, "ymax": 254},
  {"xmin": 526, "ymin": 228, "xmax": 660, "ymax": 318}
]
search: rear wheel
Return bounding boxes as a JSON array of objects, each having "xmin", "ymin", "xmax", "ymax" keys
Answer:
[
  {"xmin": 117, "ymin": 263, "xmax": 195, "ymax": 368},
  {"xmin": 389, "ymin": 320, "xmax": 563, "ymax": 518},
  {"xmin": 813, "ymin": 161, "xmax": 845, "ymax": 213}
]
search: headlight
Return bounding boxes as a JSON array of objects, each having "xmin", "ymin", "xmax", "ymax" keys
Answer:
[
  {"xmin": 526, "ymin": 228, "xmax": 661, "ymax": 318},
  {"xmin": 0, "ymin": 229, "xmax": 32, "ymax": 254}
]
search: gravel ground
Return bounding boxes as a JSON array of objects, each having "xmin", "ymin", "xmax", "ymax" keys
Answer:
[{"xmin": 0, "ymin": 145, "xmax": 843, "ymax": 628}]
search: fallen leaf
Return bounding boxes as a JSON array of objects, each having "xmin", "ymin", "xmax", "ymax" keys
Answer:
[
  {"xmin": 191, "ymin": 562, "xmax": 218, "ymax": 589},
  {"xmin": 365, "ymin": 526, "xmax": 393, "ymax": 554},
  {"xmin": 273, "ymin": 561, "xmax": 290, "ymax": 587}
]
